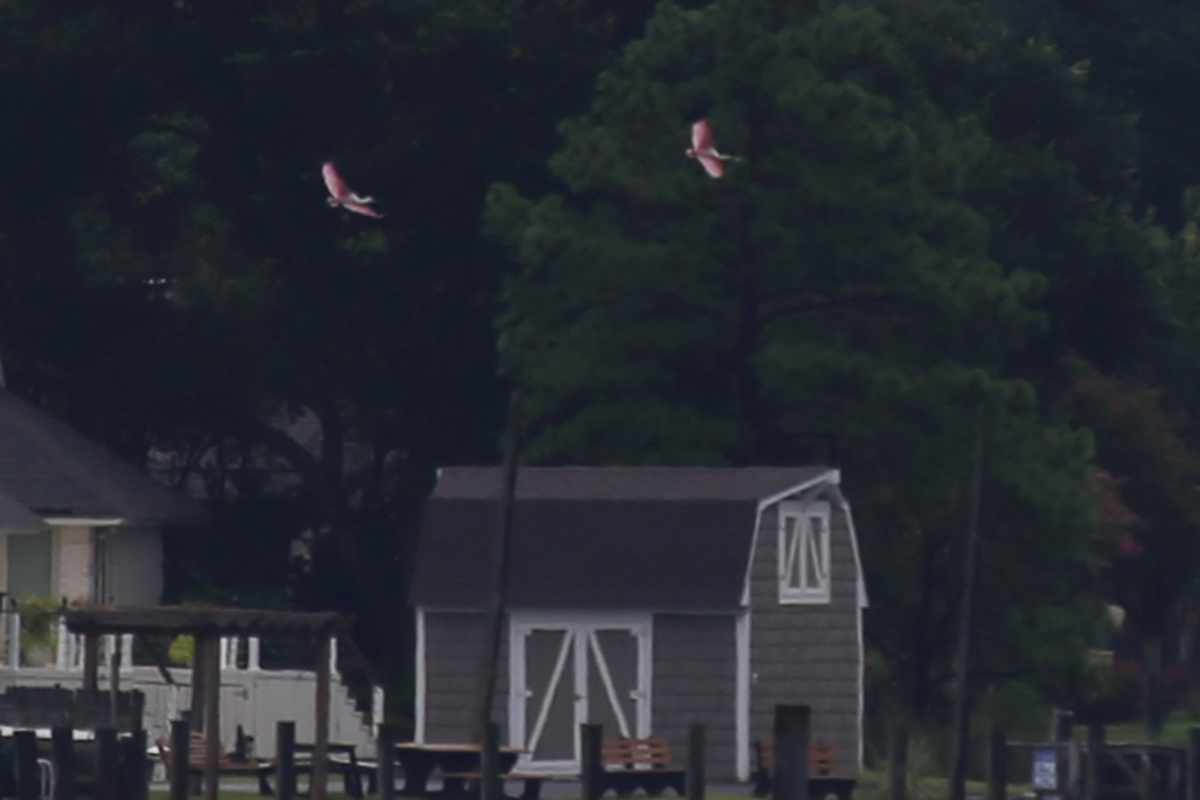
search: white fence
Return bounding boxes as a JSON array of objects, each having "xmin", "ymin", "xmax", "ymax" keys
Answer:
[{"xmin": 0, "ymin": 611, "xmax": 377, "ymax": 754}]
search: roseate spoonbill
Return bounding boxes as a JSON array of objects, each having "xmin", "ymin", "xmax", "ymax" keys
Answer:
[
  {"xmin": 685, "ymin": 120, "xmax": 738, "ymax": 178},
  {"xmin": 322, "ymin": 162, "xmax": 384, "ymax": 218}
]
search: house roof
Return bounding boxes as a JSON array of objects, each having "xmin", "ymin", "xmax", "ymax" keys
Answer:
[
  {"xmin": 0, "ymin": 389, "xmax": 207, "ymax": 527},
  {"xmin": 410, "ymin": 466, "xmax": 835, "ymax": 611}
]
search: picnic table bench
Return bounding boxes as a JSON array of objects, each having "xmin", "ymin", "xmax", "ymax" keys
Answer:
[
  {"xmin": 157, "ymin": 732, "xmax": 275, "ymax": 796},
  {"xmin": 598, "ymin": 737, "xmax": 686, "ymax": 797},
  {"xmin": 751, "ymin": 740, "xmax": 856, "ymax": 800}
]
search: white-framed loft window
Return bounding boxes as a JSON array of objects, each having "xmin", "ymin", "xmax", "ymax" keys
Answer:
[{"xmin": 778, "ymin": 500, "xmax": 831, "ymax": 604}]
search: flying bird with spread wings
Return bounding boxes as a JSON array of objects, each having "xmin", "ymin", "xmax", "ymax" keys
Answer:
[
  {"xmin": 322, "ymin": 162, "xmax": 384, "ymax": 218},
  {"xmin": 685, "ymin": 120, "xmax": 738, "ymax": 178}
]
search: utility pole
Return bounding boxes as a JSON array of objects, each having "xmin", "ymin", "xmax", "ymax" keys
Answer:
[
  {"xmin": 474, "ymin": 386, "xmax": 523, "ymax": 738},
  {"xmin": 950, "ymin": 402, "xmax": 994, "ymax": 800}
]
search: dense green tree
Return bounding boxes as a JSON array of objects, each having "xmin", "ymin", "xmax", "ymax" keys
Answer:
[{"xmin": 486, "ymin": 0, "xmax": 1183, "ymax": 731}]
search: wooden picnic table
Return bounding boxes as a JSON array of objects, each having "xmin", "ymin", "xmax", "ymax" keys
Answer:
[
  {"xmin": 295, "ymin": 742, "xmax": 370, "ymax": 798},
  {"xmin": 394, "ymin": 742, "xmax": 523, "ymax": 798}
]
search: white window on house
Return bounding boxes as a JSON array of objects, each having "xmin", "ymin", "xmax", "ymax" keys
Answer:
[{"xmin": 778, "ymin": 500, "xmax": 831, "ymax": 604}]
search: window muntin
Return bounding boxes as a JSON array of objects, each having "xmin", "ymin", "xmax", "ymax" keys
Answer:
[{"xmin": 778, "ymin": 500, "xmax": 831, "ymax": 604}]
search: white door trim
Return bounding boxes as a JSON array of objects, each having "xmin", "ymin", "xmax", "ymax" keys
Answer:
[{"xmin": 509, "ymin": 611, "xmax": 652, "ymax": 774}]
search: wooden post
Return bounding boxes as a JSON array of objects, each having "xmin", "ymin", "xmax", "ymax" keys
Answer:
[
  {"xmin": 986, "ymin": 726, "xmax": 1007, "ymax": 800},
  {"xmin": 481, "ymin": 720, "xmax": 503, "ymax": 800},
  {"xmin": 313, "ymin": 634, "xmax": 331, "ymax": 800},
  {"xmin": 83, "ymin": 632, "xmax": 100, "ymax": 692},
  {"xmin": 581, "ymin": 723, "xmax": 604, "ymax": 800},
  {"xmin": 96, "ymin": 726, "xmax": 119, "ymax": 800},
  {"xmin": 278, "ymin": 720, "xmax": 297, "ymax": 800},
  {"xmin": 202, "ymin": 634, "xmax": 220, "ymax": 800},
  {"xmin": 1085, "ymin": 724, "xmax": 1106, "ymax": 800},
  {"xmin": 170, "ymin": 718, "xmax": 190, "ymax": 800},
  {"xmin": 1187, "ymin": 728, "xmax": 1200, "ymax": 800},
  {"xmin": 126, "ymin": 728, "xmax": 149, "ymax": 800},
  {"xmin": 1054, "ymin": 710, "xmax": 1076, "ymax": 743},
  {"xmin": 109, "ymin": 638, "xmax": 121, "ymax": 727},
  {"xmin": 1144, "ymin": 638, "xmax": 1164, "ymax": 743},
  {"xmin": 888, "ymin": 720, "xmax": 910, "ymax": 800},
  {"xmin": 687, "ymin": 723, "xmax": 706, "ymax": 800},
  {"xmin": 773, "ymin": 705, "xmax": 810, "ymax": 800},
  {"xmin": 52, "ymin": 725, "xmax": 76, "ymax": 800},
  {"xmin": 190, "ymin": 635, "xmax": 206, "ymax": 733},
  {"xmin": 14, "ymin": 729, "xmax": 40, "ymax": 800},
  {"xmin": 378, "ymin": 722, "xmax": 399, "ymax": 800}
]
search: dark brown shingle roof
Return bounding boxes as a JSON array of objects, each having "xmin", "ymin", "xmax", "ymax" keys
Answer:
[
  {"xmin": 411, "ymin": 466, "xmax": 835, "ymax": 610},
  {"xmin": 0, "ymin": 389, "xmax": 206, "ymax": 527}
]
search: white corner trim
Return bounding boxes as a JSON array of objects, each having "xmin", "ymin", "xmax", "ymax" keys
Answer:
[
  {"xmin": 829, "ymin": 485, "xmax": 869, "ymax": 609},
  {"xmin": 415, "ymin": 607, "xmax": 427, "ymax": 743},
  {"xmin": 735, "ymin": 609, "xmax": 751, "ymax": 781},
  {"xmin": 741, "ymin": 469, "xmax": 840, "ymax": 607}
]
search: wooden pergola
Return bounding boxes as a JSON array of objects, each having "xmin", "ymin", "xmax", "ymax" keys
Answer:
[{"xmin": 64, "ymin": 605, "xmax": 352, "ymax": 800}]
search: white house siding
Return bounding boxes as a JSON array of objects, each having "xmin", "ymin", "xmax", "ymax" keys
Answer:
[
  {"xmin": 748, "ymin": 495, "xmax": 862, "ymax": 774},
  {"xmin": 652, "ymin": 613, "xmax": 738, "ymax": 780},
  {"xmin": 100, "ymin": 528, "xmax": 163, "ymax": 605},
  {"xmin": 54, "ymin": 526, "xmax": 93, "ymax": 602}
]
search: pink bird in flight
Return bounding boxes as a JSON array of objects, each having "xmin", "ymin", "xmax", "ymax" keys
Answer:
[
  {"xmin": 322, "ymin": 162, "xmax": 384, "ymax": 219},
  {"xmin": 685, "ymin": 120, "xmax": 739, "ymax": 178}
]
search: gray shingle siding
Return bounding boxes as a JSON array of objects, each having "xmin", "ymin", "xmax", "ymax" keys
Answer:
[
  {"xmin": 652, "ymin": 614, "xmax": 738, "ymax": 780},
  {"xmin": 749, "ymin": 492, "xmax": 862, "ymax": 774},
  {"xmin": 422, "ymin": 611, "xmax": 510, "ymax": 742}
]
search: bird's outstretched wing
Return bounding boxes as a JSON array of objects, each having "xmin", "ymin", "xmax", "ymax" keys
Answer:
[
  {"xmin": 344, "ymin": 201, "xmax": 384, "ymax": 219},
  {"xmin": 322, "ymin": 162, "xmax": 352, "ymax": 201},
  {"xmin": 696, "ymin": 154, "xmax": 725, "ymax": 179},
  {"xmin": 692, "ymin": 120, "xmax": 715, "ymax": 153}
]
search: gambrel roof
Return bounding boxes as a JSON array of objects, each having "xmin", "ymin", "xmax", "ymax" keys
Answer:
[
  {"xmin": 411, "ymin": 466, "xmax": 837, "ymax": 611},
  {"xmin": 0, "ymin": 388, "xmax": 207, "ymax": 527}
]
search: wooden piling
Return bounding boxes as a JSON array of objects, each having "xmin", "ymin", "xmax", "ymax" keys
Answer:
[
  {"xmin": 170, "ymin": 718, "xmax": 190, "ymax": 800},
  {"xmin": 1085, "ymin": 724, "xmax": 1106, "ymax": 800},
  {"xmin": 278, "ymin": 720, "xmax": 297, "ymax": 800},
  {"xmin": 481, "ymin": 720, "xmax": 502, "ymax": 800},
  {"xmin": 14, "ymin": 729, "xmax": 39, "ymax": 800},
  {"xmin": 581, "ymin": 723, "xmax": 604, "ymax": 800},
  {"xmin": 687, "ymin": 723, "xmax": 706, "ymax": 800},
  {"xmin": 773, "ymin": 705, "xmax": 810, "ymax": 800},
  {"xmin": 378, "ymin": 722, "xmax": 399, "ymax": 800},
  {"xmin": 986, "ymin": 726, "xmax": 1007, "ymax": 800},
  {"xmin": 51, "ymin": 725, "xmax": 76, "ymax": 800},
  {"xmin": 96, "ymin": 726, "xmax": 119, "ymax": 800},
  {"xmin": 1187, "ymin": 728, "xmax": 1200, "ymax": 800}
]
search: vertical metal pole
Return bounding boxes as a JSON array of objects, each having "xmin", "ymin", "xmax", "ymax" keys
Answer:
[
  {"xmin": 687, "ymin": 723, "xmax": 706, "ymax": 800},
  {"xmin": 773, "ymin": 705, "xmax": 810, "ymax": 800},
  {"xmin": 475, "ymin": 387, "xmax": 523, "ymax": 737},
  {"xmin": 950, "ymin": 404, "xmax": 994, "ymax": 800}
]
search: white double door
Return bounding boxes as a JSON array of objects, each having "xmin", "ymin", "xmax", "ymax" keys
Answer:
[{"xmin": 508, "ymin": 612, "xmax": 652, "ymax": 773}]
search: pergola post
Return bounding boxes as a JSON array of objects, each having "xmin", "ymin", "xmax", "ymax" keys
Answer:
[
  {"xmin": 82, "ymin": 633, "xmax": 100, "ymax": 693},
  {"xmin": 202, "ymin": 632, "xmax": 221, "ymax": 800},
  {"xmin": 312, "ymin": 633, "xmax": 332, "ymax": 800}
]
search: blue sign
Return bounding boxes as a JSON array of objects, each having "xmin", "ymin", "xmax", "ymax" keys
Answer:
[{"xmin": 1033, "ymin": 748, "xmax": 1058, "ymax": 790}]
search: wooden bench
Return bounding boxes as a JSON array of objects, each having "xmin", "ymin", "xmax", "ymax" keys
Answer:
[
  {"xmin": 751, "ymin": 740, "xmax": 856, "ymax": 799},
  {"xmin": 599, "ymin": 737, "xmax": 686, "ymax": 797},
  {"xmin": 157, "ymin": 733, "xmax": 276, "ymax": 796}
]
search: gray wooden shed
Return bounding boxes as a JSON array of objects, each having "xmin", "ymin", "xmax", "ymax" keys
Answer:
[{"xmin": 409, "ymin": 466, "xmax": 867, "ymax": 782}]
